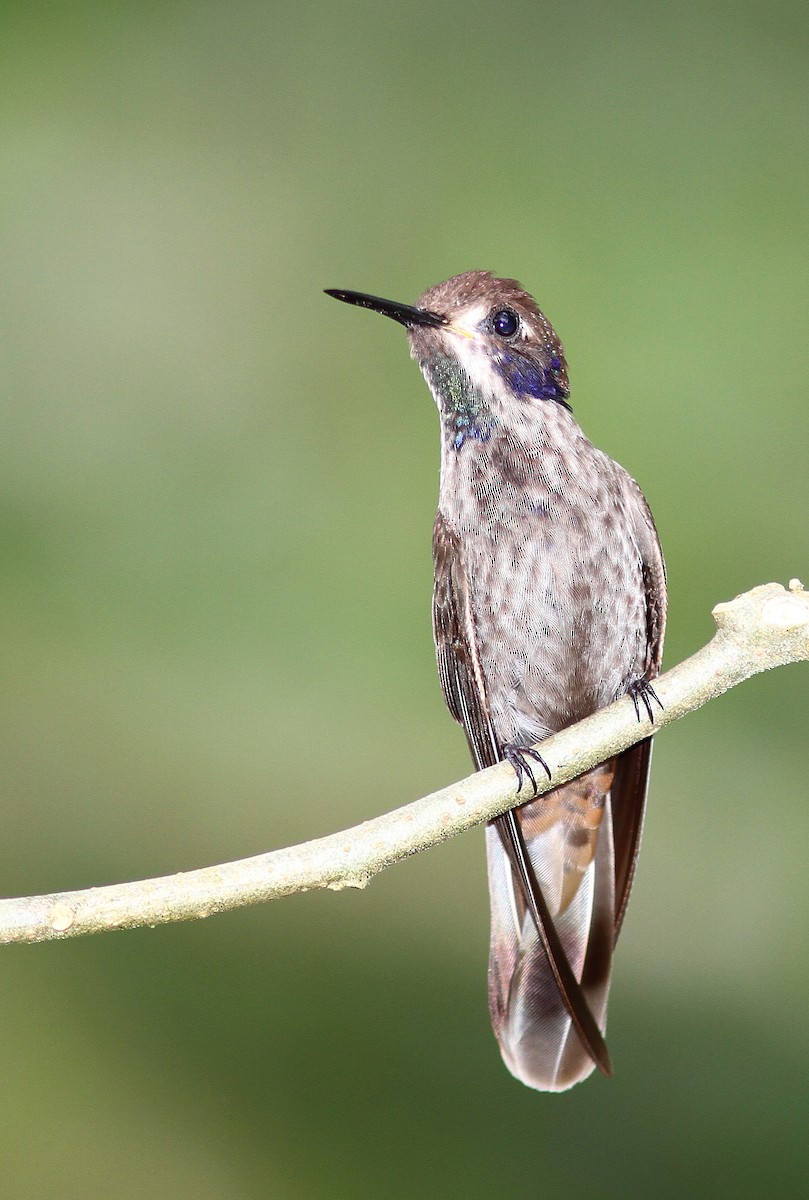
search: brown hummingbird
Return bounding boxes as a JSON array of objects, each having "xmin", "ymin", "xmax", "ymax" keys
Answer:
[{"xmin": 326, "ymin": 272, "xmax": 666, "ymax": 1091}]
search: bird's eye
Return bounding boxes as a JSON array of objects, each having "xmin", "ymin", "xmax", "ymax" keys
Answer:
[{"xmin": 492, "ymin": 309, "xmax": 519, "ymax": 338}]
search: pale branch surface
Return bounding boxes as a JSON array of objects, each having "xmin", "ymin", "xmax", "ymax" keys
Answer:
[{"xmin": 1, "ymin": 581, "xmax": 806, "ymax": 947}]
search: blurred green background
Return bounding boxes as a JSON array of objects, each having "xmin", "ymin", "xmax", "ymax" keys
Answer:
[{"xmin": 2, "ymin": 2, "xmax": 808, "ymax": 1196}]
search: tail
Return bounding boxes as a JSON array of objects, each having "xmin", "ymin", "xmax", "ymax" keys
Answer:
[{"xmin": 486, "ymin": 765, "xmax": 616, "ymax": 1092}]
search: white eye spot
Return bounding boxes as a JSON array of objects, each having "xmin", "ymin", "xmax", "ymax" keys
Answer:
[{"xmin": 447, "ymin": 303, "xmax": 488, "ymax": 340}]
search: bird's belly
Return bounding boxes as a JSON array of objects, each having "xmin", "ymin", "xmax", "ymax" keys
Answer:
[{"xmin": 468, "ymin": 521, "xmax": 646, "ymax": 744}]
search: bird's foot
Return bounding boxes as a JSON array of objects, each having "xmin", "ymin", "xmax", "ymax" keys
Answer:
[
  {"xmin": 502, "ymin": 743, "xmax": 552, "ymax": 797},
  {"xmin": 627, "ymin": 678, "xmax": 663, "ymax": 724}
]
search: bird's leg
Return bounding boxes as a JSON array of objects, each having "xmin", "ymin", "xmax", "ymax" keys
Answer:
[
  {"xmin": 502, "ymin": 742, "xmax": 552, "ymax": 797},
  {"xmin": 627, "ymin": 678, "xmax": 663, "ymax": 724}
]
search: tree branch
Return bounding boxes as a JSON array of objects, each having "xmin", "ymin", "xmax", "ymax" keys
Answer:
[{"xmin": 1, "ymin": 580, "xmax": 807, "ymax": 947}]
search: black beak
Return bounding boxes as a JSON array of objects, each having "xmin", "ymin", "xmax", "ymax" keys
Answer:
[{"xmin": 325, "ymin": 288, "xmax": 446, "ymax": 329}]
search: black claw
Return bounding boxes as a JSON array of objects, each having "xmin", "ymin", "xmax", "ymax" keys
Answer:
[
  {"xmin": 518, "ymin": 756, "xmax": 538, "ymax": 796},
  {"xmin": 503, "ymin": 743, "xmax": 552, "ymax": 797},
  {"xmin": 522, "ymin": 746, "xmax": 553, "ymax": 780},
  {"xmin": 628, "ymin": 679, "xmax": 664, "ymax": 725}
]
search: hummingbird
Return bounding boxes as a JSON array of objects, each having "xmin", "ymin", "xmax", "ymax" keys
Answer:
[{"xmin": 325, "ymin": 272, "xmax": 666, "ymax": 1091}]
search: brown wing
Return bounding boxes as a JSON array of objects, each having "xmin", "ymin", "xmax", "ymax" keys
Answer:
[
  {"xmin": 432, "ymin": 510, "xmax": 500, "ymax": 772},
  {"xmin": 612, "ymin": 478, "xmax": 668, "ymax": 940},
  {"xmin": 432, "ymin": 509, "xmax": 612, "ymax": 1081}
]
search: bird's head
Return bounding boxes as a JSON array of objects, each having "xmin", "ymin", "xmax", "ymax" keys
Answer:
[{"xmin": 326, "ymin": 271, "xmax": 571, "ymax": 450}]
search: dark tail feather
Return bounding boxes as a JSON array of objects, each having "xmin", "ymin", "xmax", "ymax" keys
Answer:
[{"xmin": 487, "ymin": 781, "xmax": 615, "ymax": 1091}]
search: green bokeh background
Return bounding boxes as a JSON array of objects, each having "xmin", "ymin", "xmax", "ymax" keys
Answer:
[{"xmin": 2, "ymin": 3, "xmax": 808, "ymax": 1196}]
